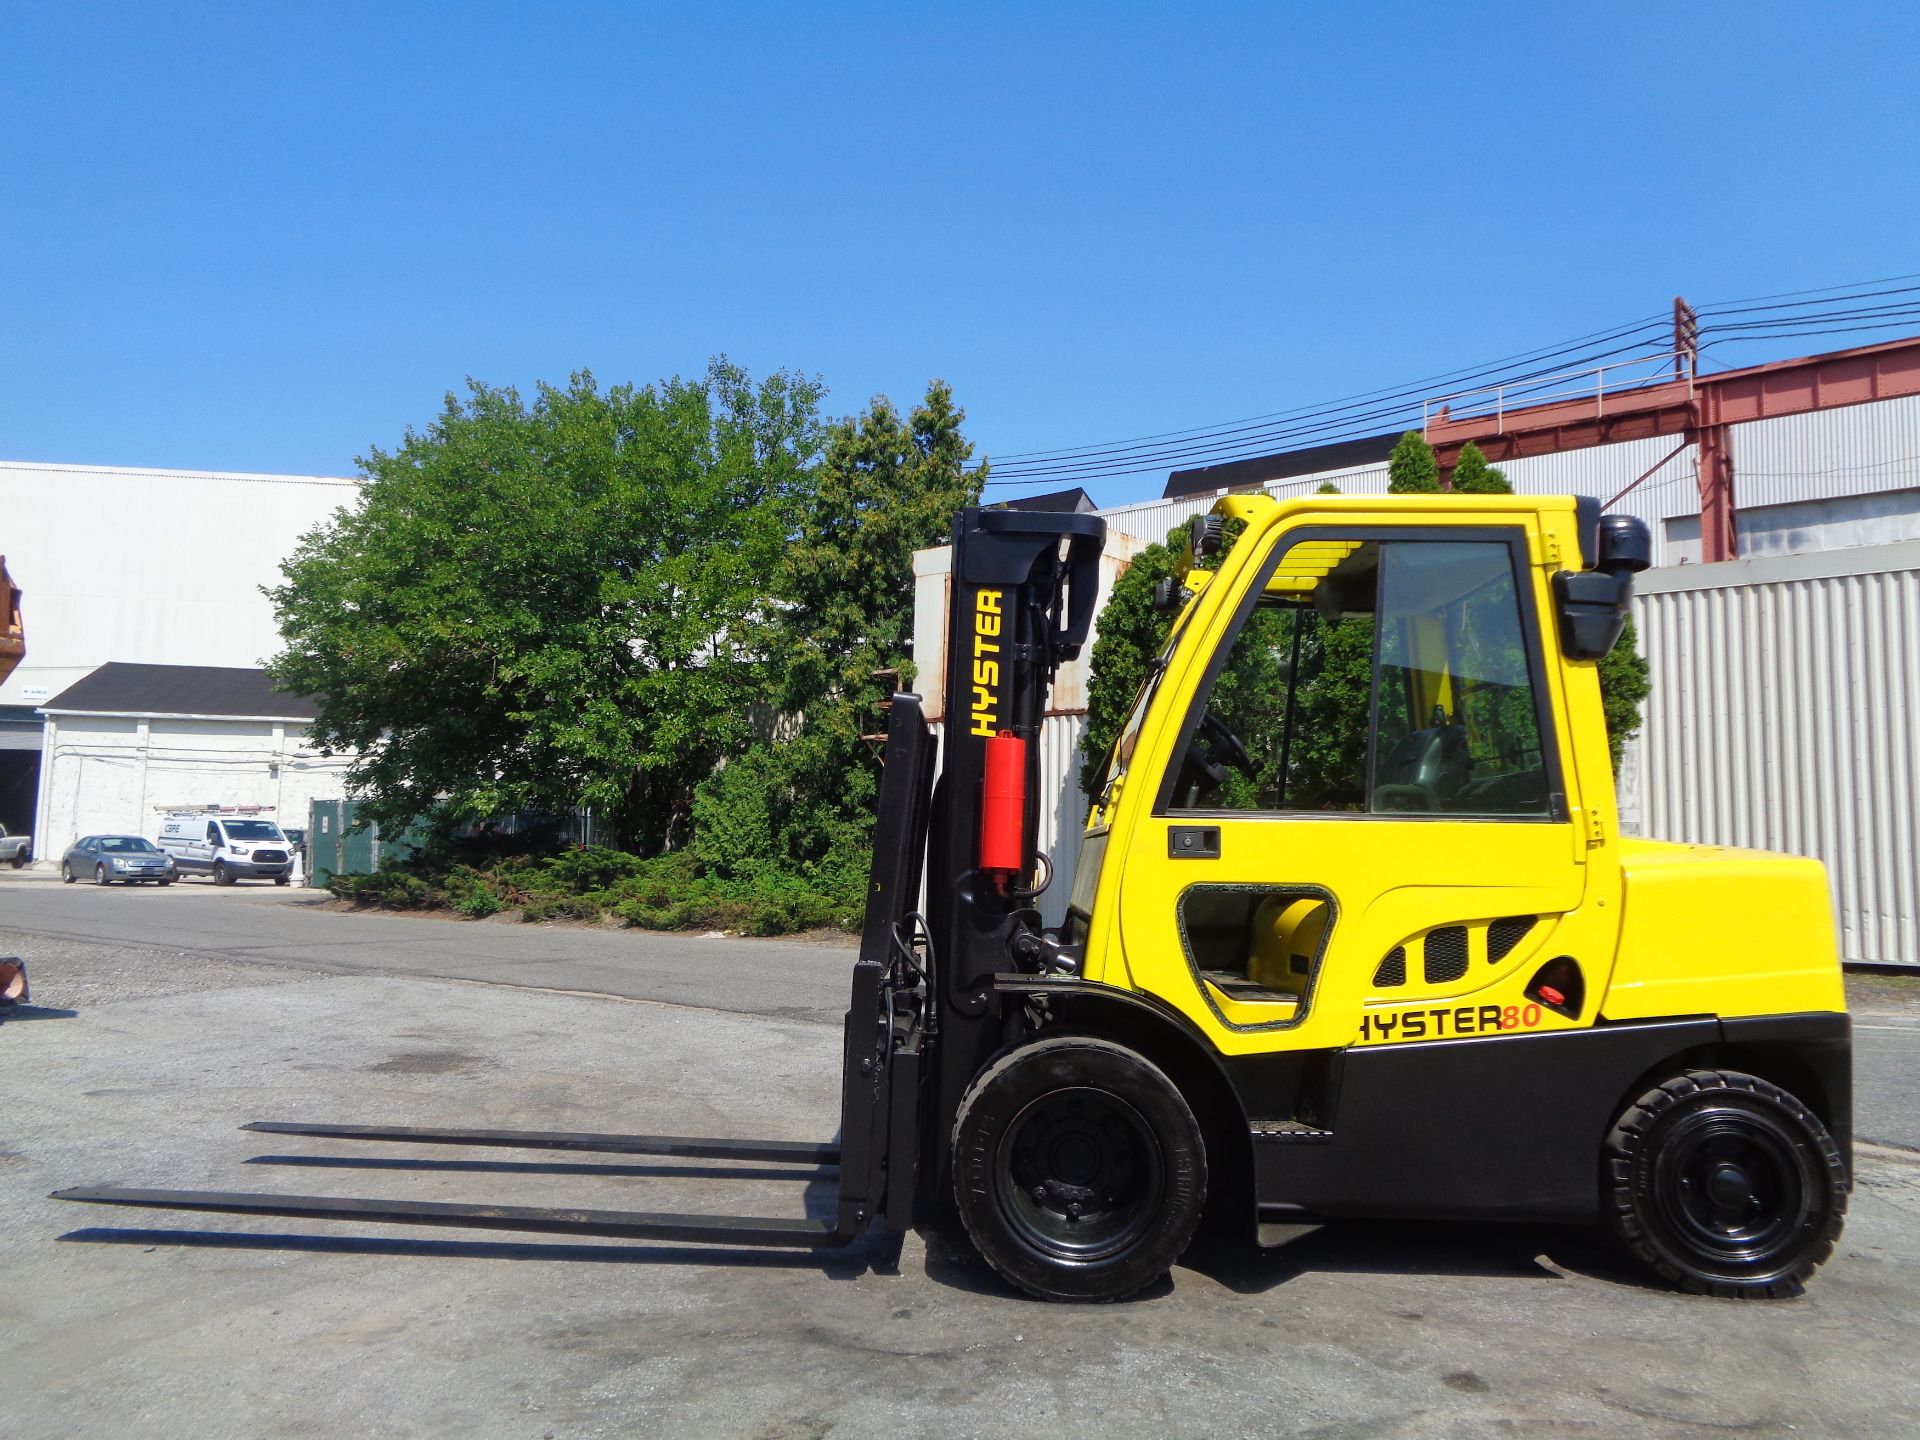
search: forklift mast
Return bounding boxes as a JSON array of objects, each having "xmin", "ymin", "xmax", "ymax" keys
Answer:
[{"xmin": 920, "ymin": 508, "xmax": 1105, "ymax": 1194}]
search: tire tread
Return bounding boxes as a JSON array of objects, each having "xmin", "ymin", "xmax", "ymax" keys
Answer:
[
  {"xmin": 1604, "ymin": 1067, "xmax": 1846, "ymax": 1299},
  {"xmin": 951, "ymin": 1035, "xmax": 1206, "ymax": 1303}
]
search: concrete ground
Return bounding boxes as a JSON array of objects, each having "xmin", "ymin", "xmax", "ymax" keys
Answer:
[{"xmin": 4, "ymin": 875, "xmax": 1919, "ymax": 1439}]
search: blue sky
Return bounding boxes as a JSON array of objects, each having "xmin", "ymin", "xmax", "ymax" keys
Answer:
[{"xmin": 4, "ymin": 2, "xmax": 1916, "ymax": 506}]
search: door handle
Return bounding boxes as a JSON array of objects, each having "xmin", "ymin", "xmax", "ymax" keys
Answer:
[{"xmin": 1167, "ymin": 825, "xmax": 1221, "ymax": 859}]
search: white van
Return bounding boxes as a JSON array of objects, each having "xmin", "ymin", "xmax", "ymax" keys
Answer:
[{"xmin": 157, "ymin": 813, "xmax": 295, "ymax": 885}]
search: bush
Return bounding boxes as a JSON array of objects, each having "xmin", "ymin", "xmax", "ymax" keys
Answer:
[
  {"xmin": 455, "ymin": 888, "xmax": 503, "ymax": 918},
  {"xmin": 329, "ymin": 870, "xmax": 434, "ymax": 909},
  {"xmin": 443, "ymin": 864, "xmax": 505, "ymax": 918},
  {"xmin": 522, "ymin": 893, "xmax": 603, "ymax": 924},
  {"xmin": 326, "ymin": 835, "xmax": 859, "ymax": 936},
  {"xmin": 542, "ymin": 845, "xmax": 646, "ymax": 893}
]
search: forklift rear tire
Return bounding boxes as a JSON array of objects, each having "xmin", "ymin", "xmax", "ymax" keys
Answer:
[
  {"xmin": 1604, "ymin": 1068, "xmax": 1846, "ymax": 1298},
  {"xmin": 951, "ymin": 1036, "xmax": 1207, "ymax": 1302}
]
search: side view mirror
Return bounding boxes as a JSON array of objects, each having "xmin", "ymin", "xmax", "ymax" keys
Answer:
[{"xmin": 1555, "ymin": 511, "xmax": 1651, "ymax": 660}]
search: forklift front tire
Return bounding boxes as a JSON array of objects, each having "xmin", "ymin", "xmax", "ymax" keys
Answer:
[
  {"xmin": 1604, "ymin": 1068, "xmax": 1847, "ymax": 1299},
  {"xmin": 951, "ymin": 1036, "xmax": 1207, "ymax": 1303}
]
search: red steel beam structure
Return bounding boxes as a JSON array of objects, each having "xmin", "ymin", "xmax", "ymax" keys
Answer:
[{"xmin": 1424, "ymin": 335, "xmax": 1920, "ymax": 561}]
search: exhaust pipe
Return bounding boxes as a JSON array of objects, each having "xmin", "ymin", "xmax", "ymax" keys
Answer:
[{"xmin": 0, "ymin": 956, "xmax": 27, "ymax": 1006}]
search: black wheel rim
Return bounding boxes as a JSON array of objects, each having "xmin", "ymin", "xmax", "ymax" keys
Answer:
[
  {"xmin": 1649, "ymin": 1101, "xmax": 1818, "ymax": 1276},
  {"xmin": 995, "ymin": 1086, "xmax": 1164, "ymax": 1262}
]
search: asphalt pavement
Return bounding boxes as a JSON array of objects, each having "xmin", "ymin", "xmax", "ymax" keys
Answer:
[
  {"xmin": 4, "ymin": 871, "xmax": 1920, "ymax": 1439},
  {"xmin": 6, "ymin": 868, "xmax": 1916, "ymax": 1148},
  {"xmin": 0, "ymin": 867, "xmax": 856, "ymax": 1024}
]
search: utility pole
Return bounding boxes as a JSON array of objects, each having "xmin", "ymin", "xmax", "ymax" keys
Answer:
[
  {"xmin": 1676, "ymin": 295, "xmax": 1732, "ymax": 559},
  {"xmin": 1673, "ymin": 296, "xmax": 1699, "ymax": 382}
]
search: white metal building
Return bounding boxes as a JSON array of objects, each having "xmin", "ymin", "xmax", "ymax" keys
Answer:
[
  {"xmin": 35, "ymin": 663, "xmax": 352, "ymax": 855},
  {"xmin": 0, "ymin": 460, "xmax": 359, "ymax": 845}
]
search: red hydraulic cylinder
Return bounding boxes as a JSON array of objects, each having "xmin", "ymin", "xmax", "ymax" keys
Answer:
[{"xmin": 980, "ymin": 731, "xmax": 1027, "ymax": 875}]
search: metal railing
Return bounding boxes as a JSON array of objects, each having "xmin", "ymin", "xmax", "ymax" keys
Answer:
[{"xmin": 1423, "ymin": 351, "xmax": 1691, "ymax": 437}]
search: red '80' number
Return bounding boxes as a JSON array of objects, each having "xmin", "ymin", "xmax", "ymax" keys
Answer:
[{"xmin": 1501, "ymin": 1003, "xmax": 1544, "ymax": 1030}]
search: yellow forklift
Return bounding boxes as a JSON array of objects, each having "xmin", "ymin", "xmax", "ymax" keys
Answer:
[{"xmin": 59, "ymin": 495, "xmax": 1850, "ymax": 1301}]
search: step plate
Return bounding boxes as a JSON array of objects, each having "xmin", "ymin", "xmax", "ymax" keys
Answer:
[{"xmin": 1249, "ymin": 1119, "xmax": 1333, "ymax": 1143}]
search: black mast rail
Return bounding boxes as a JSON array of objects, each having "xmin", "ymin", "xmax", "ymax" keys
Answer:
[
  {"xmin": 50, "ymin": 1188, "xmax": 846, "ymax": 1248},
  {"xmin": 238, "ymin": 1121, "xmax": 838, "ymax": 1167}
]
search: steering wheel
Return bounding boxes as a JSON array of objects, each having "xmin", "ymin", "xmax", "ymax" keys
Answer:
[
  {"xmin": 1198, "ymin": 712, "xmax": 1255, "ymax": 774},
  {"xmin": 1180, "ymin": 713, "xmax": 1257, "ymax": 804}
]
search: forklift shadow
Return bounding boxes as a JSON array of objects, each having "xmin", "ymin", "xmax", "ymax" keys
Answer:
[
  {"xmin": 917, "ymin": 1220, "xmax": 1654, "ymax": 1301},
  {"xmin": 0, "ymin": 1004, "xmax": 80, "ymax": 1022},
  {"xmin": 1175, "ymin": 1219, "xmax": 1658, "ymax": 1296},
  {"xmin": 54, "ymin": 1225, "xmax": 888, "ymax": 1278}
]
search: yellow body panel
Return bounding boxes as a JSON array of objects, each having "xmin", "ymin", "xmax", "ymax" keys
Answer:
[
  {"xmin": 1604, "ymin": 838, "xmax": 1846, "ymax": 1019},
  {"xmin": 1075, "ymin": 492, "xmax": 1846, "ymax": 1058}
]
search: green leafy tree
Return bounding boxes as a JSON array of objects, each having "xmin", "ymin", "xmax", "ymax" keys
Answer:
[
  {"xmin": 1449, "ymin": 440, "xmax": 1512, "ymax": 494},
  {"xmin": 1598, "ymin": 614, "xmax": 1652, "ymax": 768},
  {"xmin": 693, "ymin": 382, "xmax": 986, "ymax": 896},
  {"xmin": 1077, "ymin": 531, "xmax": 1184, "ymax": 800},
  {"xmin": 268, "ymin": 360, "xmax": 823, "ymax": 852},
  {"xmin": 1388, "ymin": 430, "xmax": 1442, "ymax": 493}
]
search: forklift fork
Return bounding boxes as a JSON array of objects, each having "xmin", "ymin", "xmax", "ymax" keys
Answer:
[{"xmin": 55, "ymin": 696, "xmax": 940, "ymax": 1254}]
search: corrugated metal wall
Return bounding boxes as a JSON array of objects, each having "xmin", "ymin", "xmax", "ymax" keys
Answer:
[{"xmin": 1634, "ymin": 541, "xmax": 1920, "ymax": 967}]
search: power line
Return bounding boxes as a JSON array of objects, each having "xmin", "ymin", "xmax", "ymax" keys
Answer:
[
  {"xmin": 985, "ymin": 272, "xmax": 1920, "ymax": 492},
  {"xmin": 983, "ymin": 311, "xmax": 1674, "ymax": 462},
  {"xmin": 1693, "ymin": 271, "xmax": 1920, "ymax": 311},
  {"xmin": 985, "ymin": 329, "xmax": 1673, "ymax": 482}
]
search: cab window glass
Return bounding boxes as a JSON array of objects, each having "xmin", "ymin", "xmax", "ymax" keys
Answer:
[
  {"xmin": 1170, "ymin": 534, "xmax": 1550, "ymax": 818},
  {"xmin": 1171, "ymin": 542, "xmax": 1377, "ymax": 812},
  {"xmin": 1372, "ymin": 541, "xmax": 1549, "ymax": 816}
]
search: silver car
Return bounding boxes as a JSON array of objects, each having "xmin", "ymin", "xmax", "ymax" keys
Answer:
[{"xmin": 61, "ymin": 835, "xmax": 177, "ymax": 886}]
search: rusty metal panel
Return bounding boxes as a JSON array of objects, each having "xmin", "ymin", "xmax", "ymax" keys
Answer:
[{"xmin": 1633, "ymin": 542, "xmax": 1920, "ymax": 966}]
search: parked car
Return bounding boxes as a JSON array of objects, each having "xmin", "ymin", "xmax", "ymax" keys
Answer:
[
  {"xmin": 0, "ymin": 823, "xmax": 28, "ymax": 869},
  {"xmin": 156, "ymin": 814, "xmax": 294, "ymax": 885},
  {"xmin": 61, "ymin": 835, "xmax": 177, "ymax": 885}
]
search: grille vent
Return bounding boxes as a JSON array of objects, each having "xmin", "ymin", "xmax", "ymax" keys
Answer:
[
  {"xmin": 1423, "ymin": 926, "xmax": 1469, "ymax": 984},
  {"xmin": 1373, "ymin": 946, "xmax": 1407, "ymax": 988},
  {"xmin": 1487, "ymin": 915, "xmax": 1537, "ymax": 963}
]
